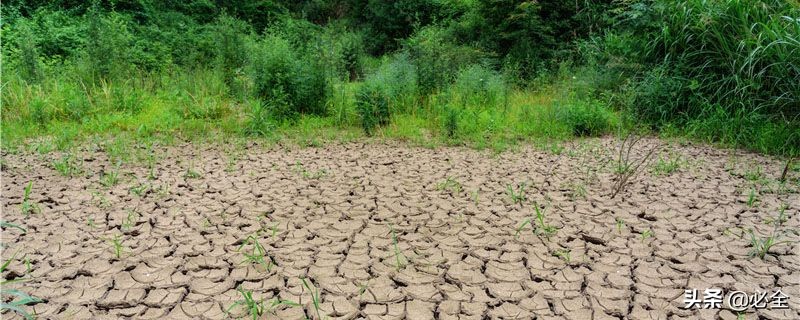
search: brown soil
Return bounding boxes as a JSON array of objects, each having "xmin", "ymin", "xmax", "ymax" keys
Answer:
[{"xmin": 1, "ymin": 138, "xmax": 798, "ymax": 319}]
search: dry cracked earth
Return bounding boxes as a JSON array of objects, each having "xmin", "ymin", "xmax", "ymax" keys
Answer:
[{"xmin": 1, "ymin": 138, "xmax": 799, "ymax": 319}]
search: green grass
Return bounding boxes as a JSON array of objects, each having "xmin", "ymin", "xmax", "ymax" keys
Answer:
[
  {"xmin": 640, "ymin": 229, "xmax": 654, "ymax": 242},
  {"xmin": 109, "ymin": 233, "xmax": 124, "ymax": 259},
  {"xmin": 237, "ymin": 234, "xmax": 274, "ymax": 272},
  {"xmin": 388, "ymin": 224, "xmax": 407, "ymax": 270},
  {"xmin": 100, "ymin": 167, "xmax": 120, "ymax": 187},
  {"xmin": 506, "ymin": 183, "xmax": 527, "ymax": 205},
  {"xmin": 515, "ymin": 203, "xmax": 558, "ymax": 240},
  {"xmin": 301, "ymin": 277, "xmax": 324, "ymax": 320},
  {"xmin": 226, "ymin": 286, "xmax": 300, "ymax": 320},
  {"xmin": 52, "ymin": 153, "xmax": 83, "ymax": 177},
  {"xmin": 20, "ymin": 182, "xmax": 40, "ymax": 216},
  {"xmin": 436, "ymin": 177, "xmax": 462, "ymax": 195}
]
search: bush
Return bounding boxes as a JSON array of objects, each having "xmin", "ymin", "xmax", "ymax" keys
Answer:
[
  {"xmin": 452, "ymin": 64, "xmax": 508, "ymax": 109},
  {"xmin": 11, "ymin": 19, "xmax": 42, "ymax": 82},
  {"xmin": 211, "ymin": 14, "xmax": 251, "ymax": 95},
  {"xmin": 83, "ymin": 9, "xmax": 135, "ymax": 82},
  {"xmin": 557, "ymin": 99, "xmax": 614, "ymax": 137},
  {"xmin": 404, "ymin": 26, "xmax": 485, "ymax": 94},
  {"xmin": 249, "ymin": 34, "xmax": 329, "ymax": 119},
  {"xmin": 356, "ymin": 82, "xmax": 391, "ymax": 135}
]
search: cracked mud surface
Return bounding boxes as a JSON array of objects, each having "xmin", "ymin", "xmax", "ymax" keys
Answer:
[{"xmin": 2, "ymin": 138, "xmax": 799, "ymax": 319}]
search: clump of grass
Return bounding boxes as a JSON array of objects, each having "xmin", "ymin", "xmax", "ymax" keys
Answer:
[
  {"xmin": 556, "ymin": 98, "xmax": 613, "ymax": 137},
  {"xmin": 515, "ymin": 203, "xmax": 558, "ymax": 240},
  {"xmin": 184, "ymin": 165, "xmax": 202, "ymax": 179},
  {"xmin": 567, "ymin": 182, "xmax": 587, "ymax": 200},
  {"xmin": 610, "ymin": 132, "xmax": 659, "ymax": 198},
  {"xmin": 129, "ymin": 183, "xmax": 150, "ymax": 197},
  {"xmin": 226, "ymin": 286, "xmax": 300, "ymax": 320},
  {"xmin": 238, "ymin": 234, "xmax": 275, "ymax": 272},
  {"xmin": 87, "ymin": 217, "xmax": 96, "ymax": 228},
  {"xmin": 443, "ymin": 106, "xmax": 459, "ymax": 138},
  {"xmin": 52, "ymin": 153, "xmax": 83, "ymax": 177},
  {"xmin": 744, "ymin": 165, "xmax": 765, "ymax": 182},
  {"xmin": 302, "ymin": 169, "xmax": 328, "ymax": 179},
  {"xmin": 748, "ymin": 205, "xmax": 796, "ymax": 260},
  {"xmin": 437, "ymin": 177, "xmax": 462, "ymax": 195},
  {"xmin": 100, "ymin": 166, "xmax": 120, "ymax": 187},
  {"xmin": 651, "ymin": 153, "xmax": 684, "ymax": 176},
  {"xmin": 553, "ymin": 249, "xmax": 571, "ymax": 263},
  {"xmin": 506, "ymin": 182, "xmax": 527, "ymax": 205},
  {"xmin": 20, "ymin": 182, "xmax": 40, "ymax": 216}
]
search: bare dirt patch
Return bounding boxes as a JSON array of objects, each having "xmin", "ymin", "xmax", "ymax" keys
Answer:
[{"xmin": 2, "ymin": 138, "xmax": 799, "ymax": 319}]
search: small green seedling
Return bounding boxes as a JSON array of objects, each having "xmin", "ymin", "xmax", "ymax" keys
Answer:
[
  {"xmin": 227, "ymin": 286, "xmax": 264, "ymax": 320},
  {"xmin": 763, "ymin": 204, "xmax": 788, "ymax": 226},
  {"xmin": 130, "ymin": 183, "xmax": 150, "ymax": 197},
  {"xmin": 1, "ymin": 253, "xmax": 42, "ymax": 320},
  {"xmin": 471, "ymin": 190, "xmax": 479, "ymax": 205},
  {"xmin": 1, "ymin": 221, "xmax": 27, "ymax": 234},
  {"xmin": 640, "ymin": 229, "xmax": 654, "ymax": 242},
  {"xmin": 87, "ymin": 218, "xmax": 96, "ymax": 228},
  {"xmin": 21, "ymin": 182, "xmax": 40, "ymax": 216},
  {"xmin": 553, "ymin": 249, "xmax": 571, "ymax": 263},
  {"xmin": 301, "ymin": 277, "xmax": 324, "ymax": 320},
  {"xmin": 303, "ymin": 169, "xmax": 328, "ymax": 179},
  {"xmin": 238, "ymin": 235, "xmax": 274, "ymax": 272},
  {"xmin": 109, "ymin": 234, "xmax": 124, "ymax": 259},
  {"xmin": 515, "ymin": 204, "xmax": 557, "ymax": 240},
  {"xmin": 121, "ymin": 210, "xmax": 138, "ymax": 230},
  {"xmin": 746, "ymin": 188, "xmax": 759, "ymax": 207},
  {"xmin": 388, "ymin": 224, "xmax": 407, "ymax": 270},
  {"xmin": 437, "ymin": 177, "xmax": 462, "ymax": 194},
  {"xmin": 506, "ymin": 183, "xmax": 527, "ymax": 204},
  {"xmin": 184, "ymin": 167, "xmax": 202, "ymax": 179},
  {"xmin": 615, "ymin": 217, "xmax": 625, "ymax": 234},
  {"xmin": 358, "ymin": 281, "xmax": 370, "ymax": 296},
  {"xmin": 569, "ymin": 183, "xmax": 587, "ymax": 200}
]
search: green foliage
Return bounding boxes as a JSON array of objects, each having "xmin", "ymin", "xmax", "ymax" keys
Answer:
[
  {"xmin": 556, "ymin": 99, "xmax": 614, "ymax": 137},
  {"xmin": 356, "ymin": 82, "xmax": 391, "ymax": 136},
  {"xmin": 404, "ymin": 26, "xmax": 484, "ymax": 94},
  {"xmin": 10, "ymin": 19, "xmax": 42, "ymax": 82},
  {"xmin": 452, "ymin": 65, "xmax": 508, "ymax": 109},
  {"xmin": 83, "ymin": 8, "xmax": 135, "ymax": 82},
  {"xmin": 212, "ymin": 14, "xmax": 251, "ymax": 96},
  {"xmin": 249, "ymin": 34, "xmax": 329, "ymax": 119}
]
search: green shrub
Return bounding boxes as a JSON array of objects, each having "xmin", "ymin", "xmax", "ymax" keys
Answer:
[
  {"xmin": 211, "ymin": 14, "xmax": 251, "ymax": 96},
  {"xmin": 11, "ymin": 19, "xmax": 42, "ymax": 82},
  {"xmin": 404, "ymin": 26, "xmax": 484, "ymax": 94},
  {"xmin": 356, "ymin": 82, "xmax": 391, "ymax": 135},
  {"xmin": 83, "ymin": 9, "xmax": 134, "ymax": 82},
  {"xmin": 249, "ymin": 34, "xmax": 329, "ymax": 119},
  {"xmin": 452, "ymin": 64, "xmax": 508, "ymax": 109},
  {"xmin": 557, "ymin": 99, "xmax": 614, "ymax": 137},
  {"xmin": 443, "ymin": 105, "xmax": 459, "ymax": 138}
]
